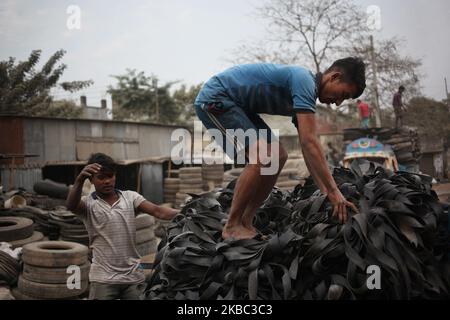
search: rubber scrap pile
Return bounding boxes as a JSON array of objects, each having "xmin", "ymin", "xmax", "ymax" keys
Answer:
[{"xmin": 144, "ymin": 161, "xmax": 449, "ymax": 300}]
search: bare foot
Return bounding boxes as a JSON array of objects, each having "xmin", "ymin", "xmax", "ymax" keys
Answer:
[
  {"xmin": 241, "ymin": 220, "xmax": 257, "ymax": 234},
  {"xmin": 222, "ymin": 224, "xmax": 257, "ymax": 240}
]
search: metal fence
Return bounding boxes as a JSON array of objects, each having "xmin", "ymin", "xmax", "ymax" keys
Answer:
[{"xmin": 0, "ymin": 165, "xmax": 42, "ymax": 191}]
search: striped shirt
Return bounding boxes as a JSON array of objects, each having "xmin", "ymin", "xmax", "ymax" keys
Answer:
[{"xmin": 80, "ymin": 190, "xmax": 146, "ymax": 284}]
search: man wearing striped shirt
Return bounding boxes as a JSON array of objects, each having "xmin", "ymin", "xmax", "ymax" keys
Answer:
[{"xmin": 66, "ymin": 153, "xmax": 178, "ymax": 299}]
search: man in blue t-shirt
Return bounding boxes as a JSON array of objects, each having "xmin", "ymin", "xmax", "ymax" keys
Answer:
[{"xmin": 194, "ymin": 57, "xmax": 366, "ymax": 240}]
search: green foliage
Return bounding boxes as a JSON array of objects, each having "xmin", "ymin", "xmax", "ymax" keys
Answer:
[
  {"xmin": 0, "ymin": 49, "xmax": 93, "ymax": 117},
  {"xmin": 45, "ymin": 99, "xmax": 82, "ymax": 118},
  {"xmin": 173, "ymin": 83, "xmax": 203, "ymax": 123},
  {"xmin": 108, "ymin": 69, "xmax": 201, "ymax": 125}
]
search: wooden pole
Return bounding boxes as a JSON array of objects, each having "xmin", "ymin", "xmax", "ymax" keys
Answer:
[
  {"xmin": 445, "ymin": 77, "xmax": 449, "ymax": 108},
  {"xmin": 369, "ymin": 35, "xmax": 382, "ymax": 127},
  {"xmin": 153, "ymin": 78, "xmax": 159, "ymax": 122}
]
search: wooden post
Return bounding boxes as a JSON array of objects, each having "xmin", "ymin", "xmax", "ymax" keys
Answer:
[
  {"xmin": 167, "ymin": 160, "xmax": 172, "ymax": 178},
  {"xmin": 153, "ymin": 78, "xmax": 159, "ymax": 122},
  {"xmin": 369, "ymin": 35, "xmax": 382, "ymax": 128},
  {"xmin": 137, "ymin": 164, "xmax": 142, "ymax": 193},
  {"xmin": 445, "ymin": 77, "xmax": 449, "ymax": 108},
  {"xmin": 8, "ymin": 156, "xmax": 16, "ymax": 191}
]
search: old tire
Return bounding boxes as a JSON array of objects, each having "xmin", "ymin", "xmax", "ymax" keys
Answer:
[
  {"xmin": 182, "ymin": 177, "xmax": 203, "ymax": 183},
  {"xmin": 18, "ymin": 276, "xmax": 88, "ymax": 299},
  {"xmin": 136, "ymin": 239, "xmax": 158, "ymax": 256},
  {"xmin": 11, "ymin": 287, "xmax": 38, "ymax": 300},
  {"xmin": 136, "ymin": 227, "xmax": 155, "ymax": 244},
  {"xmin": 22, "ymin": 241, "xmax": 89, "ymax": 267},
  {"xmin": 136, "ymin": 214, "xmax": 155, "ymax": 230},
  {"xmin": 276, "ymin": 180, "xmax": 301, "ymax": 188},
  {"xmin": 179, "ymin": 167, "xmax": 202, "ymax": 173},
  {"xmin": 22, "ymin": 262, "xmax": 90, "ymax": 284},
  {"xmin": 33, "ymin": 179, "xmax": 69, "ymax": 200},
  {"xmin": 8, "ymin": 231, "xmax": 44, "ymax": 249},
  {"xmin": 0, "ymin": 217, "xmax": 34, "ymax": 242}
]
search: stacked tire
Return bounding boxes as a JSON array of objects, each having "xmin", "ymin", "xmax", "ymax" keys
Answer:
[
  {"xmin": 0, "ymin": 216, "xmax": 44, "ymax": 249},
  {"xmin": 49, "ymin": 209, "xmax": 89, "ymax": 246},
  {"xmin": 384, "ymin": 129, "xmax": 421, "ymax": 168},
  {"xmin": 343, "ymin": 127, "xmax": 421, "ymax": 169},
  {"xmin": 163, "ymin": 178, "xmax": 180, "ymax": 206},
  {"xmin": 222, "ymin": 167, "xmax": 244, "ymax": 188},
  {"xmin": 0, "ymin": 251, "xmax": 21, "ymax": 288},
  {"xmin": 135, "ymin": 214, "xmax": 157, "ymax": 257},
  {"xmin": 176, "ymin": 167, "xmax": 204, "ymax": 208},
  {"xmin": 275, "ymin": 168, "xmax": 302, "ymax": 191},
  {"xmin": 202, "ymin": 163, "xmax": 224, "ymax": 191},
  {"xmin": 13, "ymin": 241, "xmax": 89, "ymax": 300}
]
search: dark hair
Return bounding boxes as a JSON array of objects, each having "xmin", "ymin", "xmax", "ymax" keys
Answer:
[
  {"xmin": 325, "ymin": 57, "xmax": 366, "ymax": 98},
  {"xmin": 357, "ymin": 99, "xmax": 361, "ymax": 103},
  {"xmin": 399, "ymin": 85, "xmax": 405, "ymax": 91},
  {"xmin": 87, "ymin": 153, "xmax": 117, "ymax": 173}
]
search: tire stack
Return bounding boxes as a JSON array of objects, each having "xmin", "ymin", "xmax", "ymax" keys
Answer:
[
  {"xmin": 383, "ymin": 129, "xmax": 421, "ymax": 169},
  {"xmin": 175, "ymin": 167, "xmax": 204, "ymax": 208},
  {"xmin": 0, "ymin": 251, "xmax": 21, "ymax": 288},
  {"xmin": 0, "ymin": 207, "xmax": 58, "ymax": 240},
  {"xmin": 135, "ymin": 214, "xmax": 157, "ymax": 257},
  {"xmin": 163, "ymin": 178, "xmax": 180, "ymax": 206},
  {"xmin": 13, "ymin": 241, "xmax": 89, "ymax": 300},
  {"xmin": 49, "ymin": 209, "xmax": 89, "ymax": 246},
  {"xmin": 0, "ymin": 216, "xmax": 44, "ymax": 249},
  {"xmin": 222, "ymin": 167, "xmax": 244, "ymax": 188},
  {"xmin": 275, "ymin": 168, "xmax": 302, "ymax": 191},
  {"xmin": 202, "ymin": 163, "xmax": 224, "ymax": 191}
]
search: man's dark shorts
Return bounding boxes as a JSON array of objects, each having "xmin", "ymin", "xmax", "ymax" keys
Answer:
[{"xmin": 194, "ymin": 95, "xmax": 278, "ymax": 162}]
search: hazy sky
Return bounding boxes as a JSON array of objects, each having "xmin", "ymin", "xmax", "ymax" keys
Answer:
[{"xmin": 1, "ymin": 0, "xmax": 449, "ymax": 108}]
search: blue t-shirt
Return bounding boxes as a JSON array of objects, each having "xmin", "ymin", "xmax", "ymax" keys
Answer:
[{"xmin": 195, "ymin": 63, "xmax": 318, "ymax": 116}]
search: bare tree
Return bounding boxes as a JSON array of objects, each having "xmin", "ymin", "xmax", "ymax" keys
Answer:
[
  {"xmin": 229, "ymin": 0, "xmax": 423, "ymax": 127},
  {"xmin": 231, "ymin": 0, "xmax": 365, "ymax": 73},
  {"xmin": 347, "ymin": 35, "xmax": 422, "ymax": 108}
]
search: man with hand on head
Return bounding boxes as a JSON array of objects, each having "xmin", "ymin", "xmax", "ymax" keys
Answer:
[{"xmin": 66, "ymin": 153, "xmax": 178, "ymax": 300}]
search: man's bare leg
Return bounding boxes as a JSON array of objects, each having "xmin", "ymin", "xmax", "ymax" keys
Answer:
[
  {"xmin": 241, "ymin": 142, "xmax": 287, "ymax": 231},
  {"xmin": 222, "ymin": 164, "xmax": 262, "ymax": 240},
  {"xmin": 222, "ymin": 140, "xmax": 287, "ymax": 240}
]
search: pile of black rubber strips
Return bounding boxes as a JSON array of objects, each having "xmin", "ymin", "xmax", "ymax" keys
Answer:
[{"xmin": 144, "ymin": 161, "xmax": 449, "ymax": 300}]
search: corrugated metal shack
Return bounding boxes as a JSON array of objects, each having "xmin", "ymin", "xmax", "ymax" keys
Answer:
[
  {"xmin": 419, "ymin": 136, "xmax": 448, "ymax": 180},
  {"xmin": 0, "ymin": 115, "xmax": 190, "ymax": 204}
]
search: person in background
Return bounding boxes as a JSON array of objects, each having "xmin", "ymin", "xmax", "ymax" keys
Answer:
[
  {"xmin": 66, "ymin": 153, "xmax": 179, "ymax": 300},
  {"xmin": 356, "ymin": 99, "xmax": 370, "ymax": 129},
  {"xmin": 392, "ymin": 86, "xmax": 406, "ymax": 129}
]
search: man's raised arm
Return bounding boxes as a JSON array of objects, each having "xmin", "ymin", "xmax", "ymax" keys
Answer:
[{"xmin": 66, "ymin": 163, "xmax": 101, "ymax": 216}]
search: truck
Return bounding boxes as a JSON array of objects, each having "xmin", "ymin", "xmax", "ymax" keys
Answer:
[
  {"xmin": 343, "ymin": 137, "xmax": 399, "ymax": 171},
  {"xmin": 342, "ymin": 127, "xmax": 421, "ymax": 173}
]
